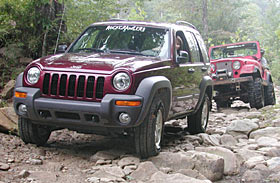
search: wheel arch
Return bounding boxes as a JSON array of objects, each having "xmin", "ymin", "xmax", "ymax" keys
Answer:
[{"xmin": 135, "ymin": 76, "xmax": 172, "ymax": 125}]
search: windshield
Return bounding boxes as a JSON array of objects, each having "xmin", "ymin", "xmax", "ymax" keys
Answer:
[
  {"xmin": 69, "ymin": 25, "xmax": 170, "ymax": 59},
  {"xmin": 210, "ymin": 43, "xmax": 258, "ymax": 60}
]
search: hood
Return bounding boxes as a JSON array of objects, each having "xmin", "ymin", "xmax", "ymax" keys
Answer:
[
  {"xmin": 210, "ymin": 57, "xmax": 259, "ymax": 64},
  {"xmin": 31, "ymin": 53, "xmax": 164, "ymax": 74}
]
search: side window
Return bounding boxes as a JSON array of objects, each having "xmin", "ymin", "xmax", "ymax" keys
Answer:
[
  {"xmin": 176, "ymin": 31, "xmax": 191, "ymax": 62},
  {"xmin": 195, "ymin": 34, "xmax": 209, "ymax": 63},
  {"xmin": 184, "ymin": 32, "xmax": 200, "ymax": 63}
]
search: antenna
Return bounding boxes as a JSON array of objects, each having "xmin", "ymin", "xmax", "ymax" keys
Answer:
[{"xmin": 176, "ymin": 21, "xmax": 197, "ymax": 30}]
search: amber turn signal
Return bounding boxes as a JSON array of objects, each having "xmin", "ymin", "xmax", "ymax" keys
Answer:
[
  {"xmin": 15, "ymin": 91, "xmax": 27, "ymax": 98},
  {"xmin": 115, "ymin": 100, "xmax": 141, "ymax": 106}
]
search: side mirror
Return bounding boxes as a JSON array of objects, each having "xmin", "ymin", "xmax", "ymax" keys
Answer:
[
  {"xmin": 57, "ymin": 45, "xmax": 68, "ymax": 54},
  {"xmin": 177, "ymin": 51, "xmax": 189, "ymax": 64}
]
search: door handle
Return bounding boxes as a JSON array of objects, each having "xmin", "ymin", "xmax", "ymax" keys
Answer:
[
  {"xmin": 201, "ymin": 67, "xmax": 208, "ymax": 72},
  {"xmin": 188, "ymin": 68, "xmax": 195, "ymax": 73}
]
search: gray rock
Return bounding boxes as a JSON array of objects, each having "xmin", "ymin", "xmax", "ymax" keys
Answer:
[
  {"xmin": 130, "ymin": 161, "xmax": 158, "ymax": 181},
  {"xmin": 267, "ymin": 157, "xmax": 280, "ymax": 170},
  {"xmin": 16, "ymin": 170, "xmax": 30, "ymax": 178},
  {"xmin": 245, "ymin": 112, "xmax": 262, "ymax": 119},
  {"xmin": 29, "ymin": 158, "xmax": 43, "ymax": 165},
  {"xmin": 241, "ymin": 170, "xmax": 262, "ymax": 183},
  {"xmin": 196, "ymin": 146, "xmax": 240, "ymax": 175},
  {"xmin": 220, "ymin": 134, "xmax": 237, "ymax": 146},
  {"xmin": 19, "ymin": 57, "xmax": 33, "ymax": 64},
  {"xmin": 177, "ymin": 169, "xmax": 208, "ymax": 180},
  {"xmin": 117, "ymin": 156, "xmax": 140, "ymax": 168},
  {"xmin": 191, "ymin": 151, "xmax": 224, "ymax": 181},
  {"xmin": 147, "ymin": 171, "xmax": 212, "ymax": 183},
  {"xmin": 262, "ymin": 147, "xmax": 280, "ymax": 157},
  {"xmin": 0, "ymin": 162, "xmax": 10, "ymax": 171},
  {"xmin": 198, "ymin": 134, "xmax": 221, "ymax": 146},
  {"xmin": 0, "ymin": 108, "xmax": 17, "ymax": 133},
  {"xmin": 244, "ymin": 156, "xmax": 266, "ymax": 169},
  {"xmin": 256, "ymin": 136, "xmax": 280, "ymax": 147},
  {"xmin": 89, "ymin": 150, "xmax": 123, "ymax": 162},
  {"xmin": 91, "ymin": 165, "xmax": 125, "ymax": 181},
  {"xmin": 267, "ymin": 172, "xmax": 280, "ymax": 182},
  {"xmin": 235, "ymin": 149, "xmax": 263, "ymax": 164},
  {"xmin": 272, "ymin": 118, "xmax": 280, "ymax": 127},
  {"xmin": 226, "ymin": 119, "xmax": 259, "ymax": 136},
  {"xmin": 123, "ymin": 165, "xmax": 137, "ymax": 175},
  {"xmin": 0, "ymin": 80, "xmax": 16, "ymax": 99},
  {"xmin": 149, "ymin": 152, "xmax": 195, "ymax": 171},
  {"xmin": 250, "ymin": 127, "xmax": 280, "ymax": 139}
]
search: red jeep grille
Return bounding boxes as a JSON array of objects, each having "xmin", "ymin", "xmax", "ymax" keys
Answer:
[{"xmin": 42, "ymin": 73, "xmax": 105, "ymax": 100}]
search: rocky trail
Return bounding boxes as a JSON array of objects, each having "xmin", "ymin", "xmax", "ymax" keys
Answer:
[{"xmin": 1, "ymin": 88, "xmax": 280, "ymax": 183}]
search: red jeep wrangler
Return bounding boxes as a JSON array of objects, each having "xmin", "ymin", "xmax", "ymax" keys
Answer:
[{"xmin": 209, "ymin": 41, "xmax": 275, "ymax": 109}]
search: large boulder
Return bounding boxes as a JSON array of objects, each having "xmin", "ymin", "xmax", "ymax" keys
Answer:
[
  {"xmin": 148, "ymin": 152, "xmax": 195, "ymax": 171},
  {"xmin": 190, "ymin": 151, "xmax": 224, "ymax": 181},
  {"xmin": 130, "ymin": 161, "xmax": 158, "ymax": 182},
  {"xmin": 250, "ymin": 127, "xmax": 280, "ymax": 139},
  {"xmin": 0, "ymin": 107, "xmax": 18, "ymax": 133},
  {"xmin": 196, "ymin": 146, "xmax": 240, "ymax": 175},
  {"xmin": 0, "ymin": 80, "xmax": 16, "ymax": 99},
  {"xmin": 226, "ymin": 119, "xmax": 259, "ymax": 136}
]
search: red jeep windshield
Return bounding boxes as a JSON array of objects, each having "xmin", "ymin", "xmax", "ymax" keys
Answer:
[
  {"xmin": 210, "ymin": 43, "xmax": 258, "ymax": 60},
  {"xmin": 69, "ymin": 25, "xmax": 170, "ymax": 59}
]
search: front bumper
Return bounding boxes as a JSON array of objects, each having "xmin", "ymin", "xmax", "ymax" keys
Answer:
[
  {"xmin": 14, "ymin": 87, "xmax": 143, "ymax": 129},
  {"xmin": 213, "ymin": 76, "xmax": 253, "ymax": 86}
]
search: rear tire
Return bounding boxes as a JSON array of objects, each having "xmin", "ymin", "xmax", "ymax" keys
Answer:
[
  {"xmin": 248, "ymin": 78, "xmax": 264, "ymax": 109},
  {"xmin": 18, "ymin": 117, "xmax": 51, "ymax": 146},
  {"xmin": 264, "ymin": 82, "xmax": 276, "ymax": 106},
  {"xmin": 134, "ymin": 95, "xmax": 165, "ymax": 158},
  {"xmin": 187, "ymin": 95, "xmax": 210, "ymax": 135}
]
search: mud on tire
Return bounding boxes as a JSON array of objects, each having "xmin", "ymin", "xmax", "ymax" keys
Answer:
[
  {"xmin": 264, "ymin": 82, "xmax": 276, "ymax": 106},
  {"xmin": 248, "ymin": 78, "xmax": 264, "ymax": 109},
  {"xmin": 18, "ymin": 117, "xmax": 51, "ymax": 146},
  {"xmin": 187, "ymin": 94, "xmax": 210, "ymax": 135},
  {"xmin": 134, "ymin": 94, "xmax": 165, "ymax": 158}
]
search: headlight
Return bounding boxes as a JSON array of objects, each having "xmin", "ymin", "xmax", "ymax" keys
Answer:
[
  {"xmin": 113, "ymin": 72, "xmax": 131, "ymax": 91},
  {"xmin": 210, "ymin": 64, "xmax": 216, "ymax": 72},
  {"xmin": 232, "ymin": 61, "xmax": 241, "ymax": 70},
  {"xmin": 27, "ymin": 67, "xmax": 40, "ymax": 84}
]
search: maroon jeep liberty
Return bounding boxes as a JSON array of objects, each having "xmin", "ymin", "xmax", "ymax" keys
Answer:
[
  {"xmin": 14, "ymin": 20, "xmax": 213, "ymax": 158},
  {"xmin": 209, "ymin": 41, "xmax": 275, "ymax": 109}
]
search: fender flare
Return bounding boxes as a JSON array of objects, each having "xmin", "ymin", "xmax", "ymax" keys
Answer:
[
  {"xmin": 135, "ymin": 76, "xmax": 172, "ymax": 125},
  {"xmin": 193, "ymin": 75, "xmax": 213, "ymax": 113},
  {"xmin": 15, "ymin": 72, "xmax": 24, "ymax": 88}
]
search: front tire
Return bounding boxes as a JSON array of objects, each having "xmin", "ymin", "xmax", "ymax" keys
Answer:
[
  {"xmin": 134, "ymin": 95, "xmax": 165, "ymax": 158},
  {"xmin": 187, "ymin": 94, "xmax": 210, "ymax": 135},
  {"xmin": 264, "ymin": 82, "xmax": 276, "ymax": 106},
  {"xmin": 248, "ymin": 78, "xmax": 264, "ymax": 109},
  {"xmin": 18, "ymin": 117, "xmax": 51, "ymax": 146}
]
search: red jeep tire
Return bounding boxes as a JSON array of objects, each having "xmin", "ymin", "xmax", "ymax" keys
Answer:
[
  {"xmin": 248, "ymin": 78, "xmax": 265, "ymax": 109},
  {"xmin": 264, "ymin": 82, "xmax": 276, "ymax": 106}
]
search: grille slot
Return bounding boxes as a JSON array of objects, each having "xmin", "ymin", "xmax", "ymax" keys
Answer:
[{"xmin": 42, "ymin": 73, "xmax": 105, "ymax": 100}]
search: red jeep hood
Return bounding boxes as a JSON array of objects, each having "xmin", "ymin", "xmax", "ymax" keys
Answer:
[
  {"xmin": 32, "ymin": 53, "xmax": 163, "ymax": 74},
  {"xmin": 210, "ymin": 57, "xmax": 258, "ymax": 63}
]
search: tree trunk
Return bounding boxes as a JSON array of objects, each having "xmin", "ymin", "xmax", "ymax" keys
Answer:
[{"xmin": 202, "ymin": 0, "xmax": 208, "ymax": 40}]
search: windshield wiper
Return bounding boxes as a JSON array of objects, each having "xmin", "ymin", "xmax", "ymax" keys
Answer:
[
  {"xmin": 76, "ymin": 48, "xmax": 105, "ymax": 53},
  {"xmin": 109, "ymin": 50, "xmax": 150, "ymax": 56}
]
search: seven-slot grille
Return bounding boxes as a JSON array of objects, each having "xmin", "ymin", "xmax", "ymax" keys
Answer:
[
  {"xmin": 216, "ymin": 61, "xmax": 233, "ymax": 74},
  {"xmin": 42, "ymin": 73, "xmax": 105, "ymax": 100}
]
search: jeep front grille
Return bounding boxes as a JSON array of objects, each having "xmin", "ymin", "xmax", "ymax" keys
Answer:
[
  {"xmin": 216, "ymin": 61, "xmax": 233, "ymax": 74},
  {"xmin": 42, "ymin": 73, "xmax": 105, "ymax": 101}
]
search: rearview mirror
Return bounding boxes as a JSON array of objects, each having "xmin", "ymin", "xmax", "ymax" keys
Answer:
[{"xmin": 177, "ymin": 51, "xmax": 189, "ymax": 64}]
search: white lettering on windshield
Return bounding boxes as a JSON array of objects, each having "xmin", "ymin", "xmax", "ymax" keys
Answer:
[{"xmin": 106, "ymin": 25, "xmax": 146, "ymax": 32}]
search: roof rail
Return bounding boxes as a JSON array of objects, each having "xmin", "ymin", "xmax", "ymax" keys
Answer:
[
  {"xmin": 175, "ymin": 21, "xmax": 197, "ymax": 30},
  {"xmin": 108, "ymin": 18, "xmax": 127, "ymax": 21}
]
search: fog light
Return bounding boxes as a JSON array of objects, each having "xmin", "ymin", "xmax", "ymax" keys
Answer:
[
  {"xmin": 119, "ymin": 113, "xmax": 131, "ymax": 124},
  {"xmin": 18, "ymin": 104, "xmax": 27, "ymax": 114}
]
